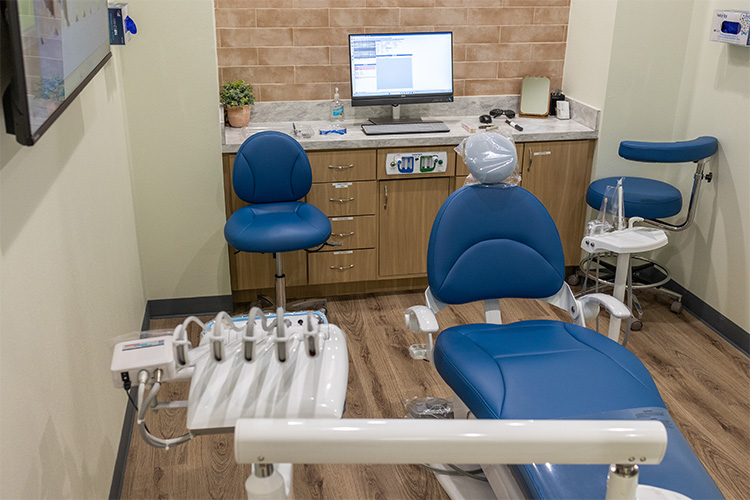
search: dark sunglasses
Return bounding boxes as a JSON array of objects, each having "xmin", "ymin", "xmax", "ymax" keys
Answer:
[{"xmin": 489, "ymin": 108, "xmax": 516, "ymax": 119}]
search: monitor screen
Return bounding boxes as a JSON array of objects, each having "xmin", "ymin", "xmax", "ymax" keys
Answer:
[
  {"xmin": 2, "ymin": 0, "xmax": 111, "ymax": 145},
  {"xmin": 349, "ymin": 32, "xmax": 453, "ymax": 107}
]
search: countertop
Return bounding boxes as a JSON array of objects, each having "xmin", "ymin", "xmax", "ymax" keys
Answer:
[{"xmin": 222, "ymin": 115, "xmax": 598, "ymax": 154}]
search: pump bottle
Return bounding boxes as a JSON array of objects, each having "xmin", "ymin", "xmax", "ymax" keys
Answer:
[{"xmin": 331, "ymin": 88, "xmax": 344, "ymax": 122}]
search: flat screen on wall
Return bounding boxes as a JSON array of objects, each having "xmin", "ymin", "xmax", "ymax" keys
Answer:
[{"xmin": 1, "ymin": 0, "xmax": 111, "ymax": 146}]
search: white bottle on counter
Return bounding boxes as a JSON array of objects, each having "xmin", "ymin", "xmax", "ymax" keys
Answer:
[{"xmin": 331, "ymin": 87, "xmax": 344, "ymax": 122}]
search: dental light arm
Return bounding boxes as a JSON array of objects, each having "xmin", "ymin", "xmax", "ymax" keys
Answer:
[{"xmin": 235, "ymin": 418, "xmax": 667, "ymax": 500}]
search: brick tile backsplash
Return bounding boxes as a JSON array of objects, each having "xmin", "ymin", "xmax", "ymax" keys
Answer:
[{"xmin": 215, "ymin": 1, "xmax": 570, "ymax": 101}]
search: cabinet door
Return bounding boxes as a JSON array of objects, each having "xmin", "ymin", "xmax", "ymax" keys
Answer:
[
  {"xmin": 520, "ymin": 140, "xmax": 594, "ymax": 266},
  {"xmin": 379, "ymin": 177, "xmax": 451, "ymax": 278}
]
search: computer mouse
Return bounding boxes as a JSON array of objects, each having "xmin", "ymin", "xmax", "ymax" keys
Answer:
[{"xmin": 479, "ymin": 114, "xmax": 492, "ymax": 124}]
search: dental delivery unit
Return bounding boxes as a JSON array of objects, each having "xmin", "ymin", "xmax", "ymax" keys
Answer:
[{"xmin": 110, "ymin": 131, "xmax": 722, "ymax": 500}]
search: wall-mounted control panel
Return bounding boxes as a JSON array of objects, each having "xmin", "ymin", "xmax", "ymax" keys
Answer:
[{"xmin": 385, "ymin": 152, "xmax": 448, "ymax": 175}]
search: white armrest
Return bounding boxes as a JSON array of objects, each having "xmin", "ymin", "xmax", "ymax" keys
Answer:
[
  {"xmin": 404, "ymin": 306, "xmax": 439, "ymax": 334},
  {"xmin": 579, "ymin": 293, "xmax": 631, "ymax": 320}
]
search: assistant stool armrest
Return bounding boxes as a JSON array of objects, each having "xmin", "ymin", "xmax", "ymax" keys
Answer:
[{"xmin": 579, "ymin": 293, "xmax": 631, "ymax": 321}]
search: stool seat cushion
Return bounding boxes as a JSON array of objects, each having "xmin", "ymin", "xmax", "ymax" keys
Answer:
[
  {"xmin": 224, "ymin": 201, "xmax": 331, "ymax": 253},
  {"xmin": 586, "ymin": 176, "xmax": 682, "ymax": 219}
]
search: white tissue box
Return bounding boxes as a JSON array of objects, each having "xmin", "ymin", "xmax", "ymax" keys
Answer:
[{"xmin": 710, "ymin": 10, "xmax": 750, "ymax": 46}]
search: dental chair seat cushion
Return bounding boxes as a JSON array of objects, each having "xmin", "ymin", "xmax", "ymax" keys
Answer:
[
  {"xmin": 224, "ymin": 201, "xmax": 331, "ymax": 253},
  {"xmin": 434, "ymin": 321, "xmax": 724, "ymax": 499},
  {"xmin": 517, "ymin": 407, "xmax": 724, "ymax": 500},
  {"xmin": 434, "ymin": 320, "xmax": 664, "ymax": 419},
  {"xmin": 586, "ymin": 176, "xmax": 682, "ymax": 219}
]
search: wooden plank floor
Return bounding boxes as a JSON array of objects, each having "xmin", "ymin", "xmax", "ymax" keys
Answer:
[{"xmin": 121, "ymin": 291, "xmax": 749, "ymax": 500}]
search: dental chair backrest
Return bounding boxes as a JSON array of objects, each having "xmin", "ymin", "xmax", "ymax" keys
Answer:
[
  {"xmin": 232, "ymin": 130, "xmax": 313, "ymax": 204},
  {"xmin": 427, "ymin": 135, "xmax": 565, "ymax": 305}
]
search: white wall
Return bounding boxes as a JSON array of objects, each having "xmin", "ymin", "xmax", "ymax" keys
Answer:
[
  {"xmin": 565, "ymin": 0, "xmax": 750, "ymax": 333},
  {"xmin": 118, "ymin": 0, "xmax": 230, "ymax": 300},
  {"xmin": 0, "ymin": 61, "xmax": 145, "ymax": 497}
]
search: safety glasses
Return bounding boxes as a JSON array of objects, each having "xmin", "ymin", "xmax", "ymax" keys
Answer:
[{"xmin": 489, "ymin": 109, "xmax": 516, "ymax": 119}]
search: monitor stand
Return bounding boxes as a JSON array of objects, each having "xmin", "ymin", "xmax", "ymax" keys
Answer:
[{"xmin": 368, "ymin": 105, "xmax": 423, "ymax": 125}]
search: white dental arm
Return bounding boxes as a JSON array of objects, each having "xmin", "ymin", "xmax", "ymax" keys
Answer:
[
  {"xmin": 579, "ymin": 293, "xmax": 632, "ymax": 321},
  {"xmin": 404, "ymin": 305, "xmax": 440, "ymax": 361}
]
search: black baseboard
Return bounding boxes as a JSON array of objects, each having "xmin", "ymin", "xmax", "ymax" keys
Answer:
[
  {"xmin": 663, "ymin": 281, "xmax": 749, "ymax": 356},
  {"xmin": 146, "ymin": 294, "xmax": 234, "ymax": 319}
]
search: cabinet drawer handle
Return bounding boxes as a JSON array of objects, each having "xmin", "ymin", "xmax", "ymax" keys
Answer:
[
  {"xmin": 528, "ymin": 147, "xmax": 532, "ymax": 172},
  {"xmin": 329, "ymin": 197, "xmax": 355, "ymax": 203},
  {"xmin": 333, "ymin": 231, "xmax": 355, "ymax": 238},
  {"xmin": 328, "ymin": 164, "xmax": 354, "ymax": 170},
  {"xmin": 330, "ymin": 264, "xmax": 355, "ymax": 270}
]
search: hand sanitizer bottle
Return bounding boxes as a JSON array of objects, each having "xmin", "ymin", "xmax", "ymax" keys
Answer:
[{"xmin": 331, "ymin": 87, "xmax": 344, "ymax": 122}]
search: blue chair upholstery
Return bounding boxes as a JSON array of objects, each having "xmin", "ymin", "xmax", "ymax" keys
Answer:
[
  {"xmin": 587, "ymin": 177, "xmax": 682, "ymax": 219},
  {"xmin": 224, "ymin": 131, "xmax": 331, "ymax": 254},
  {"xmin": 586, "ymin": 136, "xmax": 719, "ymax": 220},
  {"xmin": 429, "ymin": 184, "xmax": 723, "ymax": 499}
]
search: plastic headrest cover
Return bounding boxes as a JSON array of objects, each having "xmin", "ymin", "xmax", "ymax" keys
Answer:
[{"xmin": 462, "ymin": 132, "xmax": 518, "ymax": 184}]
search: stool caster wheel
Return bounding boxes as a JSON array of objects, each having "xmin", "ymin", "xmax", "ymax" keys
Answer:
[
  {"xmin": 670, "ymin": 301, "xmax": 683, "ymax": 314},
  {"xmin": 630, "ymin": 319, "xmax": 643, "ymax": 331},
  {"xmin": 567, "ymin": 274, "xmax": 581, "ymax": 286}
]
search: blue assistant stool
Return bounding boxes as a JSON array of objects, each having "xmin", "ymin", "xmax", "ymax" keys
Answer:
[
  {"xmin": 582, "ymin": 137, "xmax": 718, "ymax": 324},
  {"xmin": 224, "ymin": 131, "xmax": 331, "ymax": 313}
]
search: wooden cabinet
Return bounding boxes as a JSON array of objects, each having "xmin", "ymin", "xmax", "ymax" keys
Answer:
[
  {"xmin": 222, "ymin": 138, "xmax": 593, "ymax": 300},
  {"xmin": 378, "ymin": 177, "xmax": 451, "ymax": 278},
  {"xmin": 519, "ymin": 140, "xmax": 595, "ymax": 266}
]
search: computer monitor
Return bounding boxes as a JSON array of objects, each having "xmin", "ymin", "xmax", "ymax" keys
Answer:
[{"xmin": 349, "ymin": 32, "xmax": 453, "ymax": 124}]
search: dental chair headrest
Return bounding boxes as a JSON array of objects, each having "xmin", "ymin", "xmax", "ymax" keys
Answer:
[{"xmin": 458, "ymin": 132, "xmax": 518, "ymax": 184}]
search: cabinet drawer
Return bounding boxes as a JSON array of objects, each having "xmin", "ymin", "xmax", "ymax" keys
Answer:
[
  {"xmin": 326, "ymin": 215, "xmax": 376, "ymax": 251},
  {"xmin": 308, "ymin": 249, "xmax": 377, "ymax": 284},
  {"xmin": 307, "ymin": 181, "xmax": 377, "ymax": 216},
  {"xmin": 309, "ymin": 150, "xmax": 376, "ymax": 183}
]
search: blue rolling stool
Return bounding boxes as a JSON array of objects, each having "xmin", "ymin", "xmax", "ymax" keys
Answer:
[
  {"xmin": 582, "ymin": 136, "xmax": 718, "ymax": 328},
  {"xmin": 224, "ymin": 131, "xmax": 332, "ymax": 315}
]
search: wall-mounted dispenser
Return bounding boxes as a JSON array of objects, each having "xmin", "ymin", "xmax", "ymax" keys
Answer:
[
  {"xmin": 108, "ymin": 3, "xmax": 137, "ymax": 45},
  {"xmin": 710, "ymin": 10, "xmax": 749, "ymax": 46}
]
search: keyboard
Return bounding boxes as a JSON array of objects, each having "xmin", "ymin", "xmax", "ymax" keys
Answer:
[{"xmin": 361, "ymin": 121, "xmax": 450, "ymax": 135}]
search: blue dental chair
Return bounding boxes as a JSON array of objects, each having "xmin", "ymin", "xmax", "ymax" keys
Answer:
[
  {"xmin": 406, "ymin": 139, "xmax": 723, "ymax": 498},
  {"xmin": 582, "ymin": 137, "xmax": 718, "ymax": 323},
  {"xmin": 224, "ymin": 131, "xmax": 331, "ymax": 315}
]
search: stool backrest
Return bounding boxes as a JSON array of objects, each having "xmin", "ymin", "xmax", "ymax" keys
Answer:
[
  {"xmin": 427, "ymin": 184, "xmax": 565, "ymax": 304},
  {"xmin": 618, "ymin": 136, "xmax": 718, "ymax": 163},
  {"xmin": 233, "ymin": 131, "xmax": 313, "ymax": 204}
]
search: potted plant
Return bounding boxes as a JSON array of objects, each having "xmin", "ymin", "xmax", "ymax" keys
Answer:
[{"xmin": 220, "ymin": 80, "xmax": 254, "ymax": 128}]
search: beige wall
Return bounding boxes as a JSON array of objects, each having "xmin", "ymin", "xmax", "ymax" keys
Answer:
[
  {"xmin": 0, "ymin": 61, "xmax": 145, "ymax": 497},
  {"xmin": 215, "ymin": 0, "xmax": 571, "ymax": 101},
  {"xmin": 565, "ymin": 0, "xmax": 750, "ymax": 333},
  {"xmin": 119, "ymin": 0, "xmax": 229, "ymax": 300}
]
